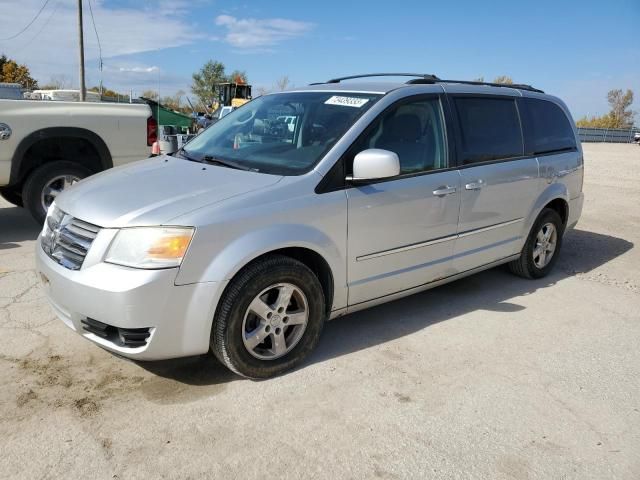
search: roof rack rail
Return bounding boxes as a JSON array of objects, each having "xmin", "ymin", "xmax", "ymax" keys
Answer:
[
  {"xmin": 311, "ymin": 73, "xmax": 544, "ymax": 94},
  {"xmin": 407, "ymin": 77, "xmax": 544, "ymax": 93},
  {"xmin": 324, "ymin": 73, "xmax": 440, "ymax": 84}
]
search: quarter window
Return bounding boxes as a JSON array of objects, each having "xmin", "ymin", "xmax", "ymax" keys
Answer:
[
  {"xmin": 453, "ymin": 97, "xmax": 523, "ymax": 164},
  {"xmin": 349, "ymin": 97, "xmax": 448, "ymax": 175},
  {"xmin": 521, "ymin": 98, "xmax": 576, "ymax": 155}
]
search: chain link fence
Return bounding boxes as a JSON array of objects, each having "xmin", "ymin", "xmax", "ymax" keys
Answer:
[{"xmin": 578, "ymin": 127, "xmax": 640, "ymax": 143}]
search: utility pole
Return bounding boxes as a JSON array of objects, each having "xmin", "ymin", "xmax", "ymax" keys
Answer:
[{"xmin": 77, "ymin": 0, "xmax": 86, "ymax": 101}]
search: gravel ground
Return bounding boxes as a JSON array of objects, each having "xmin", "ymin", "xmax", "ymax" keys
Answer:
[{"xmin": 1, "ymin": 143, "xmax": 639, "ymax": 479}]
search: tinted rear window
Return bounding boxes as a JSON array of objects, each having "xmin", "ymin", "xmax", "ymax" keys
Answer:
[
  {"xmin": 453, "ymin": 97, "xmax": 523, "ymax": 164},
  {"xmin": 521, "ymin": 98, "xmax": 576, "ymax": 155}
]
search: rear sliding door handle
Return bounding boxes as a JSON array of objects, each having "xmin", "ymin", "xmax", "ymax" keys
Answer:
[
  {"xmin": 432, "ymin": 186, "xmax": 457, "ymax": 196},
  {"xmin": 465, "ymin": 180, "xmax": 485, "ymax": 190}
]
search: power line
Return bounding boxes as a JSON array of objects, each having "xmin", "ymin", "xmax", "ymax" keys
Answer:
[
  {"xmin": 0, "ymin": 0, "xmax": 53, "ymax": 41},
  {"xmin": 87, "ymin": 0, "xmax": 103, "ymax": 72},
  {"xmin": 13, "ymin": 2, "xmax": 60, "ymax": 54}
]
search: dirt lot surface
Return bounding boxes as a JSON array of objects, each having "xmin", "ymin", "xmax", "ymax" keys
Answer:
[{"xmin": 1, "ymin": 143, "xmax": 639, "ymax": 479}]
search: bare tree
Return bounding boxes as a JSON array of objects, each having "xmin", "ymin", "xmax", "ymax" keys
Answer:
[
  {"xmin": 40, "ymin": 74, "xmax": 71, "ymax": 90},
  {"xmin": 493, "ymin": 75, "xmax": 514, "ymax": 85},
  {"xmin": 141, "ymin": 89, "xmax": 159, "ymax": 101},
  {"xmin": 275, "ymin": 75, "xmax": 291, "ymax": 91},
  {"xmin": 472, "ymin": 76, "xmax": 484, "ymax": 82},
  {"xmin": 607, "ymin": 89, "xmax": 635, "ymax": 128},
  {"xmin": 256, "ymin": 86, "xmax": 270, "ymax": 97}
]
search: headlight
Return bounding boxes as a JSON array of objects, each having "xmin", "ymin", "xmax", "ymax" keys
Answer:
[{"xmin": 105, "ymin": 227, "xmax": 194, "ymax": 269}]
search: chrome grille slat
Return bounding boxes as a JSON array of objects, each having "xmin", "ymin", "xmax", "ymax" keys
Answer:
[
  {"xmin": 54, "ymin": 239, "xmax": 87, "ymax": 257},
  {"xmin": 41, "ymin": 208, "xmax": 101, "ymax": 270},
  {"xmin": 57, "ymin": 230, "xmax": 92, "ymax": 251},
  {"xmin": 65, "ymin": 223, "xmax": 99, "ymax": 240},
  {"xmin": 70, "ymin": 219, "xmax": 100, "ymax": 234},
  {"xmin": 52, "ymin": 246, "xmax": 84, "ymax": 263}
]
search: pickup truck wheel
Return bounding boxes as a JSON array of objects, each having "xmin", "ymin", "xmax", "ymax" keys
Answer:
[
  {"xmin": 22, "ymin": 161, "xmax": 92, "ymax": 223},
  {"xmin": 508, "ymin": 208, "xmax": 564, "ymax": 279},
  {"xmin": 211, "ymin": 254, "xmax": 326, "ymax": 379},
  {"xmin": 0, "ymin": 187, "xmax": 23, "ymax": 207}
]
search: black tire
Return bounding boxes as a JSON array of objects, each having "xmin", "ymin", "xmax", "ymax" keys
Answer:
[
  {"xmin": 508, "ymin": 208, "xmax": 564, "ymax": 279},
  {"xmin": 22, "ymin": 161, "xmax": 92, "ymax": 224},
  {"xmin": 0, "ymin": 187, "xmax": 23, "ymax": 207},
  {"xmin": 211, "ymin": 254, "xmax": 326, "ymax": 379}
]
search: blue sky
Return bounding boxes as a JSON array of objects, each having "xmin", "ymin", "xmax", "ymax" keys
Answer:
[{"xmin": 1, "ymin": 0, "xmax": 638, "ymax": 120}]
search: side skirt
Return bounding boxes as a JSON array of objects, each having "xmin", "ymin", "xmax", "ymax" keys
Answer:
[{"xmin": 329, "ymin": 254, "xmax": 520, "ymax": 318}]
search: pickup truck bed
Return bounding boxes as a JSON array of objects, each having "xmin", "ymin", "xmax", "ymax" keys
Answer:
[{"xmin": 0, "ymin": 99, "xmax": 154, "ymax": 222}]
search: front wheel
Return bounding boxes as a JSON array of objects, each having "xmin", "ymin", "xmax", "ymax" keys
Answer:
[
  {"xmin": 508, "ymin": 208, "xmax": 564, "ymax": 279},
  {"xmin": 22, "ymin": 161, "xmax": 92, "ymax": 223},
  {"xmin": 211, "ymin": 255, "xmax": 326, "ymax": 379}
]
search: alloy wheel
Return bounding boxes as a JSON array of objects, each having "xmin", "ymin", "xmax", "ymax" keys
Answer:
[
  {"xmin": 242, "ymin": 283, "xmax": 309, "ymax": 360},
  {"xmin": 533, "ymin": 222, "xmax": 557, "ymax": 268},
  {"xmin": 41, "ymin": 175, "xmax": 80, "ymax": 212}
]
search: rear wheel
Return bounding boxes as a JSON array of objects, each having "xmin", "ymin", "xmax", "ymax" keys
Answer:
[
  {"xmin": 508, "ymin": 208, "xmax": 564, "ymax": 279},
  {"xmin": 211, "ymin": 255, "xmax": 326, "ymax": 379},
  {"xmin": 22, "ymin": 161, "xmax": 92, "ymax": 223},
  {"xmin": 0, "ymin": 187, "xmax": 23, "ymax": 207}
]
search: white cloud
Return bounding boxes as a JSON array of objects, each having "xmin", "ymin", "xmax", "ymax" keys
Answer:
[
  {"xmin": 118, "ymin": 66, "xmax": 160, "ymax": 73},
  {"xmin": 214, "ymin": 14, "xmax": 313, "ymax": 49},
  {"xmin": 0, "ymin": 0, "xmax": 198, "ymax": 88}
]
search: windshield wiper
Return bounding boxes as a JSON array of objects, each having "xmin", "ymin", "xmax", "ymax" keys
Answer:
[
  {"xmin": 176, "ymin": 149, "xmax": 253, "ymax": 171},
  {"xmin": 201, "ymin": 155, "xmax": 252, "ymax": 171},
  {"xmin": 175, "ymin": 148, "xmax": 199, "ymax": 162}
]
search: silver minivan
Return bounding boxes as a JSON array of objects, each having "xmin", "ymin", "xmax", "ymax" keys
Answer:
[{"xmin": 36, "ymin": 74, "xmax": 584, "ymax": 378}]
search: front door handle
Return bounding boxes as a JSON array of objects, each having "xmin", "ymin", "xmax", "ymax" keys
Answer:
[
  {"xmin": 465, "ymin": 180, "xmax": 485, "ymax": 190},
  {"xmin": 433, "ymin": 186, "xmax": 457, "ymax": 196}
]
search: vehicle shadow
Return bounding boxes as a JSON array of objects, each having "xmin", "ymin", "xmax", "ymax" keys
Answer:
[
  {"xmin": 0, "ymin": 204, "xmax": 40, "ymax": 249},
  {"xmin": 137, "ymin": 354, "xmax": 237, "ymax": 386},
  {"xmin": 139, "ymin": 228, "xmax": 633, "ymax": 384},
  {"xmin": 311, "ymin": 228, "xmax": 633, "ymax": 366}
]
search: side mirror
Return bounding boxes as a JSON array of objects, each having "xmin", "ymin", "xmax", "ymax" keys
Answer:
[{"xmin": 347, "ymin": 149, "xmax": 400, "ymax": 183}]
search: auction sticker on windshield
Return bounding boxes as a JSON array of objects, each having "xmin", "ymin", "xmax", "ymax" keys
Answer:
[{"xmin": 325, "ymin": 96, "xmax": 370, "ymax": 108}]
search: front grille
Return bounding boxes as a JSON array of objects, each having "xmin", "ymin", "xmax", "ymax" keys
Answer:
[
  {"xmin": 42, "ymin": 208, "xmax": 100, "ymax": 270},
  {"xmin": 81, "ymin": 318, "xmax": 151, "ymax": 348}
]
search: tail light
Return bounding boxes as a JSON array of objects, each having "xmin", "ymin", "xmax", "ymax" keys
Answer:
[{"xmin": 147, "ymin": 116, "xmax": 158, "ymax": 146}]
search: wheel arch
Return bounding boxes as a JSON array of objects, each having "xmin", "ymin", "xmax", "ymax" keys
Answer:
[
  {"xmin": 245, "ymin": 247, "xmax": 334, "ymax": 318},
  {"xmin": 10, "ymin": 127, "xmax": 112, "ymax": 185},
  {"xmin": 176, "ymin": 224, "xmax": 346, "ymax": 315},
  {"xmin": 521, "ymin": 183, "xmax": 570, "ymax": 243}
]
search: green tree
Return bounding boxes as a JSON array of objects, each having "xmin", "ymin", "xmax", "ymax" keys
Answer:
[
  {"xmin": 0, "ymin": 54, "xmax": 38, "ymax": 89},
  {"xmin": 575, "ymin": 114, "xmax": 616, "ymax": 128},
  {"xmin": 191, "ymin": 60, "xmax": 227, "ymax": 106}
]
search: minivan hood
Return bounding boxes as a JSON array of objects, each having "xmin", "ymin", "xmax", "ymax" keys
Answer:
[{"xmin": 55, "ymin": 156, "xmax": 283, "ymax": 227}]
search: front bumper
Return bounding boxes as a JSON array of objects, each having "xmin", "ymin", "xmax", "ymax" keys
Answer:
[{"xmin": 36, "ymin": 238, "xmax": 226, "ymax": 360}]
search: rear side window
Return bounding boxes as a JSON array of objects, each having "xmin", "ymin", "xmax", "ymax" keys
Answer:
[
  {"xmin": 520, "ymin": 98, "xmax": 576, "ymax": 155},
  {"xmin": 453, "ymin": 97, "xmax": 523, "ymax": 164}
]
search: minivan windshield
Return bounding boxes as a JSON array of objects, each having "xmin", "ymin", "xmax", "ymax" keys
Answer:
[{"xmin": 181, "ymin": 91, "xmax": 382, "ymax": 175}]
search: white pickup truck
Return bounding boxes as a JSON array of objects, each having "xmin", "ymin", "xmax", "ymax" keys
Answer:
[{"xmin": 0, "ymin": 99, "xmax": 155, "ymax": 222}]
